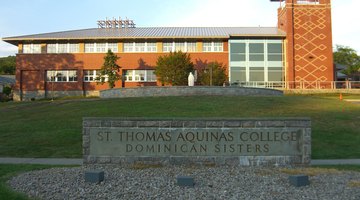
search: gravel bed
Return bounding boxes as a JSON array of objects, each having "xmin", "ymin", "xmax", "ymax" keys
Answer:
[{"xmin": 8, "ymin": 165, "xmax": 360, "ymax": 200}]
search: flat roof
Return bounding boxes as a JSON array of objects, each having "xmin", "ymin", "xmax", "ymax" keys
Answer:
[{"xmin": 2, "ymin": 27, "xmax": 286, "ymax": 45}]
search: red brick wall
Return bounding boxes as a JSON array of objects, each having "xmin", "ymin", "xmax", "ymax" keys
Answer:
[
  {"xmin": 278, "ymin": 0, "xmax": 333, "ymax": 88},
  {"xmin": 16, "ymin": 51, "xmax": 229, "ymax": 92}
]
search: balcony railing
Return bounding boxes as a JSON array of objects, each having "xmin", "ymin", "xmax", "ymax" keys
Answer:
[
  {"xmin": 296, "ymin": 0, "xmax": 320, "ymax": 5},
  {"xmin": 230, "ymin": 81, "xmax": 360, "ymax": 90}
]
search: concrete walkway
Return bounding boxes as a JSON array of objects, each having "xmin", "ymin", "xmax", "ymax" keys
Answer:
[
  {"xmin": 0, "ymin": 158, "xmax": 82, "ymax": 165},
  {"xmin": 0, "ymin": 157, "xmax": 360, "ymax": 166}
]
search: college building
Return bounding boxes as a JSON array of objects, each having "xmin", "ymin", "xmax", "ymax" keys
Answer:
[{"xmin": 2, "ymin": 0, "xmax": 333, "ymax": 101}]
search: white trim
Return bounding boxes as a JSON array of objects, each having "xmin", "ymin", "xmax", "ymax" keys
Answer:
[
  {"xmin": 23, "ymin": 44, "xmax": 41, "ymax": 54},
  {"xmin": 123, "ymin": 42, "xmax": 157, "ymax": 52},
  {"xmin": 124, "ymin": 70, "xmax": 157, "ymax": 82},
  {"xmin": 84, "ymin": 42, "xmax": 118, "ymax": 53},
  {"xmin": 46, "ymin": 70, "xmax": 78, "ymax": 82}
]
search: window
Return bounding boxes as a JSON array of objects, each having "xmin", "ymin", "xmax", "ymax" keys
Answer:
[
  {"xmin": 213, "ymin": 42, "xmax": 223, "ymax": 52},
  {"xmin": 84, "ymin": 70, "xmax": 95, "ymax": 82},
  {"xmin": 47, "ymin": 43, "xmax": 80, "ymax": 53},
  {"xmin": 135, "ymin": 43, "xmax": 145, "ymax": 52},
  {"xmin": 96, "ymin": 43, "xmax": 106, "ymax": 52},
  {"xmin": 163, "ymin": 42, "xmax": 173, "ymax": 52},
  {"xmin": 23, "ymin": 44, "xmax": 41, "ymax": 54},
  {"xmin": 124, "ymin": 42, "xmax": 157, "ymax": 52},
  {"xmin": 249, "ymin": 67, "xmax": 264, "ymax": 81},
  {"xmin": 230, "ymin": 67, "xmax": 246, "ymax": 83},
  {"xmin": 85, "ymin": 43, "xmax": 95, "ymax": 53},
  {"xmin": 84, "ymin": 70, "xmax": 108, "ymax": 82},
  {"xmin": 124, "ymin": 70, "xmax": 156, "ymax": 82},
  {"xmin": 186, "ymin": 42, "xmax": 197, "ymax": 52},
  {"xmin": 147, "ymin": 43, "xmax": 157, "ymax": 52},
  {"xmin": 107, "ymin": 43, "xmax": 118, "ymax": 52},
  {"xmin": 174, "ymin": 42, "xmax": 186, "ymax": 52},
  {"xmin": 267, "ymin": 43, "xmax": 282, "ymax": 61},
  {"xmin": 134, "ymin": 70, "xmax": 145, "ymax": 81},
  {"xmin": 85, "ymin": 43, "xmax": 118, "ymax": 53},
  {"xmin": 47, "ymin": 44, "xmax": 57, "ymax": 53},
  {"xmin": 46, "ymin": 70, "xmax": 78, "ymax": 82},
  {"xmin": 58, "ymin": 44, "xmax": 68, "ymax": 53},
  {"xmin": 163, "ymin": 42, "xmax": 197, "ymax": 52},
  {"xmin": 230, "ymin": 43, "xmax": 246, "ymax": 61},
  {"xmin": 268, "ymin": 67, "xmax": 283, "ymax": 81},
  {"xmin": 124, "ymin": 43, "xmax": 134, "ymax": 52},
  {"xmin": 229, "ymin": 39, "xmax": 284, "ymax": 83},
  {"xmin": 202, "ymin": 42, "xmax": 223, "ymax": 52},
  {"xmin": 69, "ymin": 43, "xmax": 80, "ymax": 53},
  {"xmin": 249, "ymin": 43, "xmax": 264, "ymax": 61}
]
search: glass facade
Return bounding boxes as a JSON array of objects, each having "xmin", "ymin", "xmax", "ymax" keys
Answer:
[{"xmin": 229, "ymin": 39, "xmax": 284, "ymax": 84}]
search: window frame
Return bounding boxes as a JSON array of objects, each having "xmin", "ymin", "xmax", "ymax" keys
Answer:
[
  {"xmin": 46, "ymin": 70, "xmax": 78, "ymax": 82},
  {"xmin": 123, "ymin": 42, "xmax": 157, "ymax": 52},
  {"xmin": 162, "ymin": 41, "xmax": 198, "ymax": 52},
  {"xmin": 84, "ymin": 42, "xmax": 118, "ymax": 53},
  {"xmin": 23, "ymin": 44, "xmax": 41, "ymax": 54},
  {"xmin": 124, "ymin": 70, "xmax": 157, "ymax": 82},
  {"xmin": 202, "ymin": 41, "xmax": 223, "ymax": 52},
  {"xmin": 47, "ymin": 43, "xmax": 80, "ymax": 54}
]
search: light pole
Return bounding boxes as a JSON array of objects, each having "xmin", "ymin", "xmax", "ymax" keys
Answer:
[{"xmin": 210, "ymin": 66, "xmax": 213, "ymax": 86}]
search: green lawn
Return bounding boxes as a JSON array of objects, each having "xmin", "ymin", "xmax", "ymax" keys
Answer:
[{"xmin": 0, "ymin": 95, "xmax": 359, "ymax": 159}]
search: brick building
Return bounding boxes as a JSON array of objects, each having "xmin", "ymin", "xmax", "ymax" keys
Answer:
[{"xmin": 2, "ymin": 0, "xmax": 333, "ymax": 101}]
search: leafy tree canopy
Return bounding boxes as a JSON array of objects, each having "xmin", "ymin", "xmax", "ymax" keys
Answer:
[
  {"xmin": 0, "ymin": 56, "xmax": 16, "ymax": 75},
  {"xmin": 154, "ymin": 51, "xmax": 194, "ymax": 86},
  {"xmin": 97, "ymin": 50, "xmax": 121, "ymax": 88},
  {"xmin": 333, "ymin": 45, "xmax": 360, "ymax": 78},
  {"xmin": 198, "ymin": 61, "xmax": 227, "ymax": 86}
]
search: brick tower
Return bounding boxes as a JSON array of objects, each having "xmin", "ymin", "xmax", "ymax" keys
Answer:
[{"xmin": 273, "ymin": 0, "xmax": 333, "ymax": 88}]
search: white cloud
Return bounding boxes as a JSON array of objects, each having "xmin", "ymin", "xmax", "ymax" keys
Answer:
[{"xmin": 0, "ymin": 42, "xmax": 17, "ymax": 57}]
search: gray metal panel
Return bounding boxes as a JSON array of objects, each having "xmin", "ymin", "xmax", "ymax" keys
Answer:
[{"xmin": 2, "ymin": 27, "xmax": 286, "ymax": 43}]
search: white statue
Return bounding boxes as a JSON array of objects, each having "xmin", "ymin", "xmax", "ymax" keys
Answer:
[{"xmin": 188, "ymin": 72, "xmax": 195, "ymax": 86}]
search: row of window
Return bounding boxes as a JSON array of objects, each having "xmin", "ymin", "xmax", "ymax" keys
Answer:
[
  {"xmin": 22, "ymin": 41, "xmax": 224, "ymax": 54},
  {"xmin": 46, "ymin": 70, "xmax": 157, "ymax": 82},
  {"xmin": 230, "ymin": 42, "xmax": 283, "ymax": 62}
]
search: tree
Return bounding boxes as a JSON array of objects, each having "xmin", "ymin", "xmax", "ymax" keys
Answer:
[
  {"xmin": 155, "ymin": 51, "xmax": 194, "ymax": 86},
  {"xmin": 0, "ymin": 56, "xmax": 16, "ymax": 75},
  {"xmin": 97, "ymin": 50, "xmax": 121, "ymax": 88},
  {"xmin": 198, "ymin": 61, "xmax": 227, "ymax": 86},
  {"xmin": 333, "ymin": 45, "xmax": 360, "ymax": 80}
]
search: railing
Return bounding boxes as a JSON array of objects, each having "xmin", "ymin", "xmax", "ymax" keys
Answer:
[
  {"xmin": 296, "ymin": 0, "xmax": 320, "ymax": 5},
  {"xmin": 230, "ymin": 81, "xmax": 360, "ymax": 90}
]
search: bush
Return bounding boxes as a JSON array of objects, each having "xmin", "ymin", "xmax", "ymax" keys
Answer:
[
  {"xmin": 3, "ymin": 86, "xmax": 12, "ymax": 96},
  {"xmin": 155, "ymin": 51, "xmax": 194, "ymax": 86},
  {"xmin": 198, "ymin": 62, "xmax": 227, "ymax": 86}
]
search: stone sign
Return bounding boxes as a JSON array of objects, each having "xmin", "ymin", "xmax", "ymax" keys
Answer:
[{"xmin": 83, "ymin": 118, "xmax": 311, "ymax": 166}]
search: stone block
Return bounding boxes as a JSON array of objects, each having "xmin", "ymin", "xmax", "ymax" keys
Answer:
[
  {"xmin": 289, "ymin": 175, "xmax": 309, "ymax": 187},
  {"xmin": 85, "ymin": 170, "xmax": 104, "ymax": 183},
  {"xmin": 177, "ymin": 176, "xmax": 195, "ymax": 187}
]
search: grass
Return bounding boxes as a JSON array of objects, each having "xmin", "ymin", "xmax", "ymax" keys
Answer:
[
  {"xmin": 0, "ymin": 164, "xmax": 57, "ymax": 200},
  {"xmin": 0, "ymin": 94, "xmax": 359, "ymax": 159}
]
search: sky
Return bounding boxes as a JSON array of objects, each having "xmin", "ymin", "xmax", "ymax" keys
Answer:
[{"xmin": 0, "ymin": 0, "xmax": 358, "ymax": 57}]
